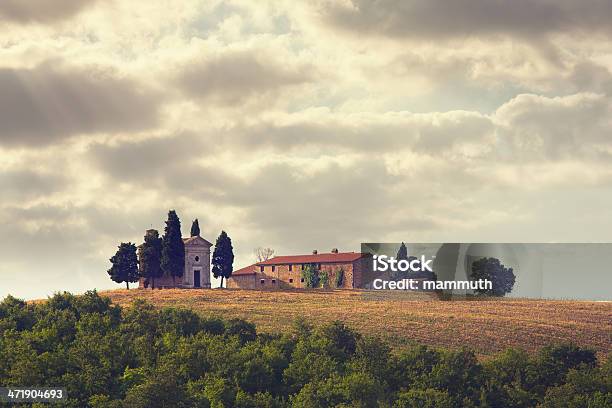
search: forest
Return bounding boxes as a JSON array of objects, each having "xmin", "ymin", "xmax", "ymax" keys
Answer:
[{"xmin": 0, "ymin": 291, "xmax": 609, "ymax": 407}]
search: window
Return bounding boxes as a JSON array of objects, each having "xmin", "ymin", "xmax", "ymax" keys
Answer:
[
  {"xmin": 289, "ymin": 278, "xmax": 293, "ymax": 283},
  {"xmin": 289, "ymin": 264, "xmax": 293, "ymax": 272},
  {"xmin": 317, "ymin": 264, "xmax": 321, "ymax": 270},
  {"xmin": 260, "ymin": 266, "xmax": 264, "ymax": 272},
  {"xmin": 195, "ymin": 256, "xmax": 199, "ymax": 262},
  {"xmin": 260, "ymin": 279, "xmax": 265, "ymax": 285},
  {"xmin": 272, "ymin": 279, "xmax": 276, "ymax": 284},
  {"xmin": 272, "ymin": 265, "xmax": 275, "ymax": 272},
  {"xmin": 301, "ymin": 264, "xmax": 305, "ymax": 270},
  {"xmin": 300, "ymin": 278, "xmax": 304, "ymax": 283}
]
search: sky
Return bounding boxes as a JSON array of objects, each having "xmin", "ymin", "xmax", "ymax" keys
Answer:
[{"xmin": 1, "ymin": 0, "xmax": 612, "ymax": 300}]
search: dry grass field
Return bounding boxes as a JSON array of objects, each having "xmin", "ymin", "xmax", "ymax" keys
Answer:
[{"xmin": 102, "ymin": 288, "xmax": 612, "ymax": 359}]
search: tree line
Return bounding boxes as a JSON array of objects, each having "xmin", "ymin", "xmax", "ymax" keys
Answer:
[
  {"xmin": 107, "ymin": 210, "xmax": 234, "ymax": 289},
  {"xmin": 0, "ymin": 291, "xmax": 609, "ymax": 407}
]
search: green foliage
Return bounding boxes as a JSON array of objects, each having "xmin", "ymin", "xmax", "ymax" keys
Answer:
[
  {"xmin": 140, "ymin": 229, "xmax": 163, "ymax": 289},
  {"xmin": 212, "ymin": 230, "xmax": 234, "ymax": 288},
  {"xmin": 191, "ymin": 219, "xmax": 201, "ymax": 237},
  {"xmin": 0, "ymin": 291, "xmax": 609, "ymax": 408},
  {"xmin": 161, "ymin": 210, "xmax": 186, "ymax": 286},
  {"xmin": 301, "ymin": 264, "xmax": 319, "ymax": 288},
  {"xmin": 319, "ymin": 271, "xmax": 329, "ymax": 288},
  {"xmin": 107, "ymin": 242, "xmax": 139, "ymax": 289},
  {"xmin": 470, "ymin": 257, "xmax": 516, "ymax": 296},
  {"xmin": 334, "ymin": 267, "xmax": 344, "ymax": 288}
]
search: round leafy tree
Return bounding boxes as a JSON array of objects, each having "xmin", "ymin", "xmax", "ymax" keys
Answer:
[{"xmin": 470, "ymin": 257, "xmax": 515, "ymax": 296}]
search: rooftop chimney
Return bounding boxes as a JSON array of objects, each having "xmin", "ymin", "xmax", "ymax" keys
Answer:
[
  {"xmin": 312, "ymin": 250, "xmax": 318, "ymax": 254},
  {"xmin": 331, "ymin": 248, "xmax": 339, "ymax": 253}
]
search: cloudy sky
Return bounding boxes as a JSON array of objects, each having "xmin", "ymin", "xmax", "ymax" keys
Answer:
[{"xmin": 2, "ymin": 0, "xmax": 612, "ymax": 300}]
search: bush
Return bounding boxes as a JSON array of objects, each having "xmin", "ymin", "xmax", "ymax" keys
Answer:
[{"xmin": 0, "ymin": 291, "xmax": 608, "ymax": 408}]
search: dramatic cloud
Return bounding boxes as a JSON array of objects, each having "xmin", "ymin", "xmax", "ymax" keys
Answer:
[
  {"xmin": 0, "ymin": 63, "xmax": 161, "ymax": 147},
  {"xmin": 0, "ymin": 0, "xmax": 99, "ymax": 24},
  {"xmin": 177, "ymin": 50, "xmax": 312, "ymax": 104},
  {"xmin": 1, "ymin": 0, "xmax": 612, "ymax": 299},
  {"xmin": 323, "ymin": 0, "xmax": 612, "ymax": 40}
]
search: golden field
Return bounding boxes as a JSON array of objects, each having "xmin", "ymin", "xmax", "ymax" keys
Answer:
[{"xmin": 102, "ymin": 288, "xmax": 611, "ymax": 358}]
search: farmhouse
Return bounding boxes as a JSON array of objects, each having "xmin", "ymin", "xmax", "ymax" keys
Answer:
[
  {"xmin": 138, "ymin": 229, "xmax": 212, "ymax": 289},
  {"xmin": 227, "ymin": 249, "xmax": 373, "ymax": 289}
]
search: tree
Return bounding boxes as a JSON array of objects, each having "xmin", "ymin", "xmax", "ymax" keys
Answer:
[
  {"xmin": 397, "ymin": 242, "xmax": 408, "ymax": 261},
  {"xmin": 212, "ymin": 231, "xmax": 234, "ymax": 288},
  {"xmin": 254, "ymin": 247, "xmax": 275, "ymax": 262},
  {"xmin": 470, "ymin": 257, "xmax": 516, "ymax": 296},
  {"xmin": 108, "ymin": 242, "xmax": 139, "ymax": 289},
  {"xmin": 140, "ymin": 230, "xmax": 162, "ymax": 289},
  {"xmin": 190, "ymin": 219, "xmax": 200, "ymax": 237},
  {"xmin": 334, "ymin": 267, "xmax": 344, "ymax": 288},
  {"xmin": 392, "ymin": 242, "xmax": 410, "ymax": 280},
  {"xmin": 161, "ymin": 210, "xmax": 185, "ymax": 287},
  {"xmin": 320, "ymin": 270, "xmax": 329, "ymax": 289},
  {"xmin": 301, "ymin": 264, "xmax": 319, "ymax": 288}
]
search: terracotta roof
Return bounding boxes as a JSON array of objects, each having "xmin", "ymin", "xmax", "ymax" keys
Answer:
[
  {"xmin": 258, "ymin": 252, "xmax": 368, "ymax": 265},
  {"xmin": 232, "ymin": 263, "xmax": 258, "ymax": 275}
]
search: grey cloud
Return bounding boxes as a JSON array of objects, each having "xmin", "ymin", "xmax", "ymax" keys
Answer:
[
  {"xmin": 0, "ymin": 169, "xmax": 68, "ymax": 201},
  {"xmin": 495, "ymin": 93, "xmax": 612, "ymax": 160},
  {"xmin": 227, "ymin": 112, "xmax": 493, "ymax": 155},
  {"xmin": 0, "ymin": 63, "xmax": 161, "ymax": 147},
  {"xmin": 323, "ymin": 0, "xmax": 612, "ymax": 40},
  {"xmin": 177, "ymin": 51, "xmax": 312, "ymax": 104},
  {"xmin": 0, "ymin": 0, "xmax": 99, "ymax": 24}
]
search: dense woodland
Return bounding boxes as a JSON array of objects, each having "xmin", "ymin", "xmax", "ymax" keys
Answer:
[{"xmin": 0, "ymin": 292, "xmax": 609, "ymax": 408}]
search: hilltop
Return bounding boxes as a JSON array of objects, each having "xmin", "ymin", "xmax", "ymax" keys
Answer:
[{"xmin": 101, "ymin": 288, "xmax": 611, "ymax": 358}]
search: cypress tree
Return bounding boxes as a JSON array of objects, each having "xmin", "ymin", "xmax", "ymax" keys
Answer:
[
  {"xmin": 212, "ymin": 230, "xmax": 234, "ymax": 288},
  {"xmin": 190, "ymin": 219, "xmax": 200, "ymax": 237},
  {"xmin": 161, "ymin": 210, "xmax": 185, "ymax": 287},
  {"xmin": 140, "ymin": 229, "xmax": 163, "ymax": 289},
  {"xmin": 108, "ymin": 242, "xmax": 139, "ymax": 289},
  {"xmin": 397, "ymin": 242, "xmax": 408, "ymax": 260}
]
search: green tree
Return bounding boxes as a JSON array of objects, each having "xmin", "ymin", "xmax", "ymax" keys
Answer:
[
  {"xmin": 334, "ymin": 267, "xmax": 344, "ymax": 288},
  {"xmin": 161, "ymin": 210, "xmax": 185, "ymax": 287},
  {"xmin": 140, "ymin": 230, "xmax": 162, "ymax": 289},
  {"xmin": 320, "ymin": 271, "xmax": 329, "ymax": 289},
  {"xmin": 397, "ymin": 242, "xmax": 408, "ymax": 261},
  {"xmin": 470, "ymin": 257, "xmax": 515, "ymax": 296},
  {"xmin": 212, "ymin": 231, "xmax": 234, "ymax": 288},
  {"xmin": 191, "ymin": 219, "xmax": 201, "ymax": 237},
  {"xmin": 301, "ymin": 264, "xmax": 319, "ymax": 288},
  {"xmin": 108, "ymin": 242, "xmax": 139, "ymax": 289}
]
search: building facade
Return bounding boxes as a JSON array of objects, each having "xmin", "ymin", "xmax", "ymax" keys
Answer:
[
  {"xmin": 138, "ymin": 230, "xmax": 212, "ymax": 289},
  {"xmin": 227, "ymin": 249, "xmax": 373, "ymax": 289}
]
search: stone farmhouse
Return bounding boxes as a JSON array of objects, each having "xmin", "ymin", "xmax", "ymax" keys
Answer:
[
  {"xmin": 138, "ymin": 229, "xmax": 212, "ymax": 289},
  {"xmin": 227, "ymin": 249, "xmax": 373, "ymax": 289}
]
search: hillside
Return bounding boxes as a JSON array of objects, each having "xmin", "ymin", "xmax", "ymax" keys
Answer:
[{"xmin": 102, "ymin": 288, "xmax": 612, "ymax": 358}]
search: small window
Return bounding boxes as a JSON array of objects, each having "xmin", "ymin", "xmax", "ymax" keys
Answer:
[
  {"xmin": 300, "ymin": 278, "xmax": 304, "ymax": 283},
  {"xmin": 260, "ymin": 279, "xmax": 265, "ymax": 285},
  {"xmin": 195, "ymin": 256, "xmax": 199, "ymax": 262},
  {"xmin": 260, "ymin": 266, "xmax": 264, "ymax": 272},
  {"xmin": 272, "ymin": 265, "xmax": 275, "ymax": 272},
  {"xmin": 289, "ymin": 264, "xmax": 293, "ymax": 271},
  {"xmin": 272, "ymin": 279, "xmax": 276, "ymax": 284},
  {"xmin": 289, "ymin": 278, "xmax": 293, "ymax": 283},
  {"xmin": 301, "ymin": 264, "xmax": 305, "ymax": 270}
]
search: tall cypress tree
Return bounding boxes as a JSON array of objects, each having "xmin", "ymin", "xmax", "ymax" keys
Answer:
[
  {"xmin": 190, "ymin": 219, "xmax": 200, "ymax": 237},
  {"xmin": 108, "ymin": 242, "xmax": 139, "ymax": 289},
  {"xmin": 140, "ymin": 229, "xmax": 163, "ymax": 289},
  {"xmin": 212, "ymin": 230, "xmax": 234, "ymax": 288},
  {"xmin": 397, "ymin": 242, "xmax": 408, "ymax": 260},
  {"xmin": 161, "ymin": 210, "xmax": 185, "ymax": 287}
]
